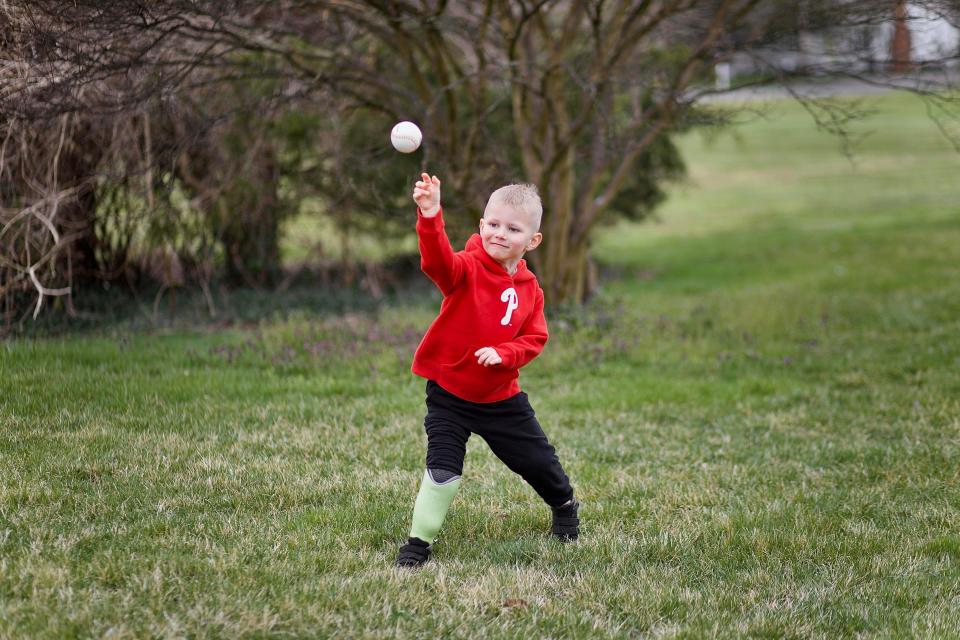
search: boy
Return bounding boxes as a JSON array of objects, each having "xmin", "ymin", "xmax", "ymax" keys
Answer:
[{"xmin": 395, "ymin": 172, "xmax": 579, "ymax": 569}]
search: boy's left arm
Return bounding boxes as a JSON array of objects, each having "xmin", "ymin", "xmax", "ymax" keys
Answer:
[{"xmin": 493, "ymin": 287, "xmax": 549, "ymax": 369}]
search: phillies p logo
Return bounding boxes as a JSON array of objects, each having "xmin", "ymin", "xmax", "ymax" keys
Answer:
[{"xmin": 500, "ymin": 287, "xmax": 518, "ymax": 325}]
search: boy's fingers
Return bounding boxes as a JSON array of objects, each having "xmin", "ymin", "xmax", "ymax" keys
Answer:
[
  {"xmin": 432, "ymin": 175, "xmax": 440, "ymax": 186},
  {"xmin": 473, "ymin": 346, "xmax": 500, "ymax": 366}
]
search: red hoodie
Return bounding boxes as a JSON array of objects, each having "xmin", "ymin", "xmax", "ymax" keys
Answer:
[{"xmin": 411, "ymin": 208, "xmax": 549, "ymax": 403}]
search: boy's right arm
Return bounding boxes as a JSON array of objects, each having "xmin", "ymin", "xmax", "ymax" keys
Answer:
[{"xmin": 413, "ymin": 172, "xmax": 466, "ymax": 295}]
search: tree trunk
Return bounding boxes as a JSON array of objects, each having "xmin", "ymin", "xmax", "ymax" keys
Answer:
[
  {"xmin": 538, "ymin": 234, "xmax": 594, "ymax": 305},
  {"xmin": 533, "ymin": 142, "xmax": 600, "ymax": 305},
  {"xmin": 59, "ymin": 182, "xmax": 101, "ymax": 282},
  {"xmin": 222, "ymin": 147, "xmax": 282, "ymax": 288},
  {"xmin": 55, "ymin": 136, "xmax": 104, "ymax": 283}
]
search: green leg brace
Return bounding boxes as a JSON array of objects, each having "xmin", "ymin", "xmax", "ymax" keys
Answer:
[{"xmin": 408, "ymin": 469, "xmax": 461, "ymax": 544}]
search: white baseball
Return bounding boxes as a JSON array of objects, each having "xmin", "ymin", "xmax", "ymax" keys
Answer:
[{"xmin": 391, "ymin": 121, "xmax": 422, "ymax": 153}]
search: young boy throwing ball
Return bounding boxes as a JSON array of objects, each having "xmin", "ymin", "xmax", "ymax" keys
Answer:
[{"xmin": 396, "ymin": 172, "xmax": 579, "ymax": 568}]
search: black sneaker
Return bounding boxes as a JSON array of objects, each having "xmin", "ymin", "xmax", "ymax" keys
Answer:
[
  {"xmin": 396, "ymin": 537, "xmax": 431, "ymax": 568},
  {"xmin": 551, "ymin": 499, "xmax": 580, "ymax": 542}
]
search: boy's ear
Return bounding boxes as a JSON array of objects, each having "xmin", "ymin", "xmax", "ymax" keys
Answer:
[
  {"xmin": 526, "ymin": 232, "xmax": 543, "ymax": 251},
  {"xmin": 478, "ymin": 218, "xmax": 484, "ymax": 231}
]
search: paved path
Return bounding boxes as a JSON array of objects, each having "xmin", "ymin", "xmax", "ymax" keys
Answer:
[{"xmin": 696, "ymin": 72, "xmax": 958, "ymax": 103}]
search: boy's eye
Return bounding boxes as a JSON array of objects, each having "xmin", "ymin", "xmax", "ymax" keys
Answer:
[{"xmin": 509, "ymin": 227, "xmax": 519, "ymax": 232}]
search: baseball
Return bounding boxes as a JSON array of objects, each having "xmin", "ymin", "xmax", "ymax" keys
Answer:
[{"xmin": 391, "ymin": 121, "xmax": 422, "ymax": 153}]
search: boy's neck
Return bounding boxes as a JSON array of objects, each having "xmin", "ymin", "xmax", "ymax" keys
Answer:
[{"xmin": 496, "ymin": 254, "xmax": 522, "ymax": 275}]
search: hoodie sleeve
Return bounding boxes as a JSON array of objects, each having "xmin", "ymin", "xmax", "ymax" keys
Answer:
[
  {"xmin": 416, "ymin": 207, "xmax": 466, "ymax": 296},
  {"xmin": 494, "ymin": 286, "xmax": 549, "ymax": 370}
]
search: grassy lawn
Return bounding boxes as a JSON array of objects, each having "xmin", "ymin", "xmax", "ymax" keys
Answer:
[{"xmin": 3, "ymin": 92, "xmax": 960, "ymax": 638}]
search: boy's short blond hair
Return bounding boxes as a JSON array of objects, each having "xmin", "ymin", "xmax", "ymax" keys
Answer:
[{"xmin": 485, "ymin": 183, "xmax": 543, "ymax": 231}]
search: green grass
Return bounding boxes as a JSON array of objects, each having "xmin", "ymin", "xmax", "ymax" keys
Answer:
[{"xmin": 3, "ymin": 92, "xmax": 960, "ymax": 638}]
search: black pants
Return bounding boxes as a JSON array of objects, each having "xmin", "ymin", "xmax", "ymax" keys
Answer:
[{"xmin": 423, "ymin": 380, "xmax": 574, "ymax": 508}]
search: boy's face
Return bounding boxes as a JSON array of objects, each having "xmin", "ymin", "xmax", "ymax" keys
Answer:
[{"xmin": 478, "ymin": 202, "xmax": 543, "ymax": 267}]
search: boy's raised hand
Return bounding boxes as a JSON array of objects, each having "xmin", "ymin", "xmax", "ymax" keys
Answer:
[{"xmin": 413, "ymin": 172, "xmax": 441, "ymax": 218}]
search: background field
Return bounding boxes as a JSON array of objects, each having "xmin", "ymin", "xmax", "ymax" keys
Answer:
[{"xmin": 3, "ymin": 92, "xmax": 960, "ymax": 638}]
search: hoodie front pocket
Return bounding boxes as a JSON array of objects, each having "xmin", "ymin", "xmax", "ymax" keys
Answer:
[{"xmin": 441, "ymin": 348, "xmax": 517, "ymax": 389}]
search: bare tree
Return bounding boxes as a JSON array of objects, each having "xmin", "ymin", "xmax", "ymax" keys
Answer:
[
  {"xmin": 1, "ymin": 1, "xmax": 323, "ymax": 325},
  {"xmin": 278, "ymin": 0, "xmax": 959, "ymax": 302}
]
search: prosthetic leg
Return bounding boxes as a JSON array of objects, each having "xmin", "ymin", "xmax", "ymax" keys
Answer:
[{"xmin": 396, "ymin": 468, "xmax": 461, "ymax": 567}]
